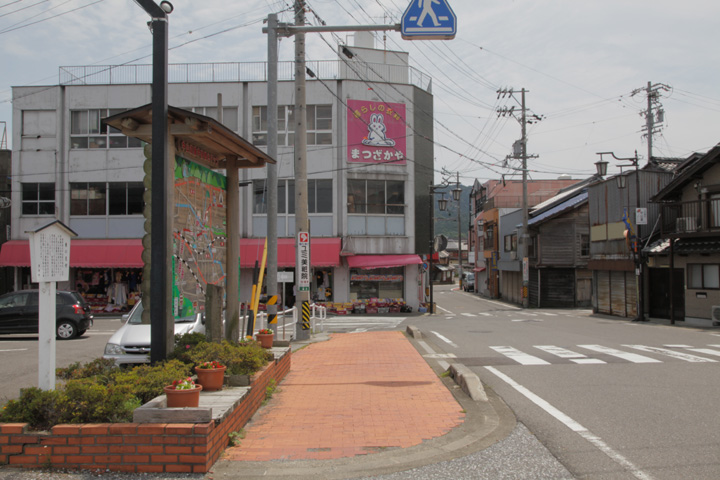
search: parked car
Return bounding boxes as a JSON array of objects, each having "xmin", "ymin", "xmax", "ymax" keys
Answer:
[
  {"xmin": 0, "ymin": 289, "xmax": 93, "ymax": 339},
  {"xmin": 103, "ymin": 300, "xmax": 205, "ymax": 365},
  {"xmin": 463, "ymin": 273, "xmax": 475, "ymax": 292}
]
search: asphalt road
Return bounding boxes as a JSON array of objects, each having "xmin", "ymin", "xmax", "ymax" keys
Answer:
[
  {"xmin": 0, "ymin": 315, "xmax": 122, "ymax": 405},
  {"xmin": 410, "ymin": 285, "xmax": 720, "ymax": 480}
]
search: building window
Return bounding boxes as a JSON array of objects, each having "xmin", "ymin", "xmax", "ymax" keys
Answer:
[
  {"xmin": 347, "ymin": 179, "xmax": 404, "ymax": 215},
  {"xmin": 22, "ymin": 183, "xmax": 55, "ymax": 215},
  {"xmin": 580, "ymin": 234, "xmax": 590, "ymax": 257},
  {"xmin": 183, "ymin": 106, "xmax": 239, "ymax": 132},
  {"xmin": 528, "ymin": 235, "xmax": 537, "ymax": 258},
  {"xmin": 71, "ymin": 182, "xmax": 144, "ymax": 216},
  {"xmin": 504, "ymin": 233, "xmax": 517, "ymax": 252},
  {"xmin": 485, "ymin": 225, "xmax": 494, "ymax": 250},
  {"xmin": 688, "ymin": 264, "xmax": 720, "ymax": 289},
  {"xmin": 70, "ymin": 109, "xmax": 143, "ymax": 149},
  {"xmin": 252, "ymin": 105, "xmax": 332, "ymax": 146},
  {"xmin": 253, "ymin": 179, "xmax": 332, "ymax": 215}
]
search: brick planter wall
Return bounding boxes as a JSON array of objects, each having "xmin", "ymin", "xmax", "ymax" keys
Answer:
[{"xmin": 0, "ymin": 350, "xmax": 291, "ymax": 474}]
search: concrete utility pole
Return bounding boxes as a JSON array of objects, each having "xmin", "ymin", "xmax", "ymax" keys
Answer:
[
  {"xmin": 632, "ymin": 81, "xmax": 670, "ymax": 163},
  {"xmin": 293, "ymin": 0, "xmax": 310, "ymax": 340},
  {"xmin": 267, "ymin": 13, "xmax": 279, "ymax": 331},
  {"xmin": 497, "ymin": 88, "xmax": 539, "ymax": 309}
]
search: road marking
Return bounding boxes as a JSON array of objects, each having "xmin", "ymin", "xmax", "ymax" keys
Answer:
[
  {"xmin": 0, "ymin": 348, "xmax": 28, "ymax": 352},
  {"xmin": 511, "ymin": 318, "xmax": 543, "ymax": 322},
  {"xmin": 490, "ymin": 346, "xmax": 550, "ymax": 365},
  {"xmin": 663, "ymin": 344, "xmax": 693, "ymax": 348},
  {"xmin": 624, "ymin": 345, "xmax": 717, "ymax": 363},
  {"xmin": 536, "ymin": 312, "xmax": 558, "ymax": 316},
  {"xmin": 436, "ymin": 305, "xmax": 453, "ymax": 314},
  {"xmin": 517, "ymin": 311, "xmax": 538, "ymax": 316},
  {"xmin": 535, "ymin": 345, "xmax": 606, "ymax": 364},
  {"xmin": 431, "ymin": 331, "xmax": 458, "ymax": 348},
  {"xmin": 684, "ymin": 348, "xmax": 720, "ymax": 357},
  {"xmin": 479, "ymin": 312, "xmax": 492, "ymax": 316},
  {"xmin": 578, "ymin": 345, "xmax": 661, "ymax": 363},
  {"xmin": 423, "ymin": 353, "xmax": 457, "ymax": 359},
  {"xmin": 461, "ymin": 313, "xmax": 477, "ymax": 317},
  {"xmin": 418, "ymin": 340, "xmax": 451, "ymax": 370},
  {"xmin": 476, "ymin": 298, "xmax": 522, "ymax": 310},
  {"xmin": 485, "ymin": 367, "xmax": 654, "ymax": 480}
]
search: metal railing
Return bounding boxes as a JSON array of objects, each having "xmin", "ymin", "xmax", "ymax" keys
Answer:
[
  {"xmin": 59, "ymin": 61, "xmax": 432, "ymax": 91},
  {"xmin": 658, "ymin": 198, "xmax": 720, "ymax": 236},
  {"xmin": 249, "ymin": 302, "xmax": 327, "ymax": 340}
]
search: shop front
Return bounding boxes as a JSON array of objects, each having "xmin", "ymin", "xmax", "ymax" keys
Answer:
[{"xmin": 0, "ymin": 238, "xmax": 144, "ymax": 315}]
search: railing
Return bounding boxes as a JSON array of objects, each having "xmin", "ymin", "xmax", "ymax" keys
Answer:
[
  {"xmin": 59, "ymin": 61, "xmax": 432, "ymax": 91},
  {"xmin": 658, "ymin": 198, "xmax": 720, "ymax": 236},
  {"xmin": 250, "ymin": 302, "xmax": 327, "ymax": 340}
]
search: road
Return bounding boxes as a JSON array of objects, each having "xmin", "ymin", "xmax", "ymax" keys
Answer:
[
  {"xmin": 0, "ymin": 316, "xmax": 120, "ymax": 404},
  {"xmin": 403, "ymin": 284, "xmax": 720, "ymax": 480}
]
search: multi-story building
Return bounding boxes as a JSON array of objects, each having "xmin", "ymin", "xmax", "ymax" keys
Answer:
[{"xmin": 1, "ymin": 33, "xmax": 433, "ymax": 313}]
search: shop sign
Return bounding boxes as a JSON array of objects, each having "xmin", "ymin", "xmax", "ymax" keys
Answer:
[
  {"xmin": 347, "ymin": 99, "xmax": 406, "ymax": 165},
  {"xmin": 351, "ymin": 274, "xmax": 403, "ymax": 282},
  {"xmin": 176, "ymin": 139, "xmax": 220, "ymax": 168},
  {"xmin": 297, "ymin": 232, "xmax": 310, "ymax": 292}
]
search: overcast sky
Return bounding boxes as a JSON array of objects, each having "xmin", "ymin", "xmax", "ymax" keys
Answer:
[{"xmin": 2, "ymin": 0, "xmax": 719, "ymax": 184}]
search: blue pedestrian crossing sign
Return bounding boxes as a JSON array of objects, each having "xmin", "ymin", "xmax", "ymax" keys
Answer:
[{"xmin": 401, "ymin": 0, "xmax": 457, "ymax": 40}]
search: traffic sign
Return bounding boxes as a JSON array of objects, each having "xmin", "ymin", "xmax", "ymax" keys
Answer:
[
  {"xmin": 401, "ymin": 0, "xmax": 457, "ymax": 40},
  {"xmin": 297, "ymin": 232, "xmax": 310, "ymax": 292}
]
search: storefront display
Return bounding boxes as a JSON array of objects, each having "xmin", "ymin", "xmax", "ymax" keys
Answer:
[
  {"xmin": 349, "ymin": 267, "xmax": 404, "ymax": 300},
  {"xmin": 74, "ymin": 268, "xmax": 142, "ymax": 315}
]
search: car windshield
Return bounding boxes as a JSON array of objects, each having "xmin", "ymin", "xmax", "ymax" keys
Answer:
[{"xmin": 127, "ymin": 301, "xmax": 199, "ymax": 324}]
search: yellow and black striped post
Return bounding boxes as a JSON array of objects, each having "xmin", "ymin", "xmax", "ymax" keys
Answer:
[
  {"xmin": 267, "ymin": 295, "xmax": 278, "ymax": 325},
  {"xmin": 301, "ymin": 301, "xmax": 311, "ymax": 330}
]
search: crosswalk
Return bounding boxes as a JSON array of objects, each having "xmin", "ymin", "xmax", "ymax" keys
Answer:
[
  {"xmin": 319, "ymin": 316, "xmax": 407, "ymax": 333},
  {"xmin": 486, "ymin": 344, "xmax": 720, "ymax": 365}
]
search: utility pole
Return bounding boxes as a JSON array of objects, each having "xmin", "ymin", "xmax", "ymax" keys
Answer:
[
  {"xmin": 266, "ymin": 13, "xmax": 279, "ymax": 332},
  {"xmin": 497, "ymin": 88, "xmax": 540, "ymax": 308},
  {"xmin": 294, "ymin": 0, "xmax": 310, "ymax": 340},
  {"xmin": 632, "ymin": 81, "xmax": 670, "ymax": 163}
]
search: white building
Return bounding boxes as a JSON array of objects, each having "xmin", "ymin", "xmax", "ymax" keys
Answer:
[{"xmin": 3, "ymin": 34, "xmax": 434, "ymax": 314}]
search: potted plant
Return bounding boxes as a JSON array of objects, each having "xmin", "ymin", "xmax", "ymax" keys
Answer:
[
  {"xmin": 163, "ymin": 377, "xmax": 202, "ymax": 408},
  {"xmin": 194, "ymin": 360, "xmax": 226, "ymax": 391},
  {"xmin": 256, "ymin": 328, "xmax": 274, "ymax": 348}
]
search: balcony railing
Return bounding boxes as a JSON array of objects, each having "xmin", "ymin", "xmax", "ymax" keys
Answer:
[
  {"xmin": 58, "ymin": 61, "xmax": 432, "ymax": 91},
  {"xmin": 658, "ymin": 198, "xmax": 720, "ymax": 236}
]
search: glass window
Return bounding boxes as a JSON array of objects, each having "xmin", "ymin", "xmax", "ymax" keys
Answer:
[
  {"xmin": 70, "ymin": 109, "xmax": 144, "ymax": 150},
  {"xmin": 313, "ymin": 179, "xmax": 333, "ymax": 213},
  {"xmin": 688, "ymin": 264, "xmax": 720, "ymax": 289},
  {"xmin": 71, "ymin": 183, "xmax": 106, "ymax": 215},
  {"xmin": 22, "ymin": 183, "xmax": 55, "ymax": 215},
  {"xmin": 253, "ymin": 104, "xmax": 330, "ymax": 146},
  {"xmin": 109, "ymin": 182, "xmax": 144, "ymax": 215}
]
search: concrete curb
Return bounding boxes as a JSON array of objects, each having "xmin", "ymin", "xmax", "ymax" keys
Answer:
[{"xmin": 447, "ymin": 363, "xmax": 488, "ymax": 402}]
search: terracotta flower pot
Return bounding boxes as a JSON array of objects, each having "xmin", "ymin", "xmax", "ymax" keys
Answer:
[
  {"xmin": 195, "ymin": 365, "xmax": 227, "ymax": 392},
  {"xmin": 164, "ymin": 385, "xmax": 202, "ymax": 408},
  {"xmin": 256, "ymin": 333, "xmax": 274, "ymax": 348}
]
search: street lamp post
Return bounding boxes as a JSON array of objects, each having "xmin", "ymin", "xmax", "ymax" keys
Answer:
[
  {"xmin": 133, "ymin": 0, "xmax": 174, "ymax": 363},
  {"xmin": 428, "ymin": 185, "xmax": 449, "ymax": 313},
  {"xmin": 596, "ymin": 151, "xmax": 644, "ymax": 322}
]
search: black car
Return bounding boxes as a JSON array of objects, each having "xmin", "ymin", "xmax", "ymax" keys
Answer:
[{"xmin": 0, "ymin": 290, "xmax": 93, "ymax": 339}]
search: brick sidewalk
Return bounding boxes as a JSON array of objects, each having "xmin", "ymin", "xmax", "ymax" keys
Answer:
[{"xmin": 223, "ymin": 331, "xmax": 465, "ymax": 461}]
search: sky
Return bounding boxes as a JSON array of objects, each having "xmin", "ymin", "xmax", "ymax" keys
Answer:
[{"xmin": 1, "ymin": 0, "xmax": 719, "ymax": 185}]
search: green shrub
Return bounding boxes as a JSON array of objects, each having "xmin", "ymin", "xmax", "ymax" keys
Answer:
[
  {"xmin": 168, "ymin": 332, "xmax": 209, "ymax": 364},
  {"xmin": 185, "ymin": 340, "xmax": 271, "ymax": 375},
  {"xmin": 57, "ymin": 358, "xmax": 118, "ymax": 384},
  {"xmin": 111, "ymin": 359, "xmax": 192, "ymax": 404},
  {"xmin": 0, "ymin": 387, "xmax": 63, "ymax": 431}
]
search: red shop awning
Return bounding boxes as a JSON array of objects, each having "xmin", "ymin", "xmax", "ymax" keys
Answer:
[
  {"xmin": 473, "ymin": 267, "xmax": 486, "ymax": 272},
  {"xmin": 345, "ymin": 254, "xmax": 423, "ymax": 270},
  {"xmin": 239, "ymin": 238, "xmax": 341, "ymax": 268},
  {"xmin": 0, "ymin": 239, "xmax": 144, "ymax": 268}
]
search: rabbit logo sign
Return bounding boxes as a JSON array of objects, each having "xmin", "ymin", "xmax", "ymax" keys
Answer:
[{"xmin": 347, "ymin": 99, "xmax": 406, "ymax": 165}]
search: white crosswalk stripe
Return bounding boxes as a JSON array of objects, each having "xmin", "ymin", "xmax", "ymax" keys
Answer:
[
  {"xmin": 578, "ymin": 345, "xmax": 661, "ymax": 363},
  {"xmin": 535, "ymin": 345, "xmax": 606, "ymax": 364},
  {"xmin": 623, "ymin": 345, "xmax": 717, "ymax": 363},
  {"xmin": 490, "ymin": 346, "xmax": 550, "ymax": 365}
]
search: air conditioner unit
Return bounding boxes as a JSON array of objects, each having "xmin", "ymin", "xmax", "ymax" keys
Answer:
[
  {"xmin": 676, "ymin": 216, "xmax": 697, "ymax": 233},
  {"xmin": 712, "ymin": 306, "xmax": 720, "ymax": 326}
]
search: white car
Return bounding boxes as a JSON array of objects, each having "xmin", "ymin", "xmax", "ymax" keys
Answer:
[{"xmin": 103, "ymin": 300, "xmax": 205, "ymax": 365}]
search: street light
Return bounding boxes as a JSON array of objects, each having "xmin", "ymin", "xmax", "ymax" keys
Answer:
[
  {"xmin": 596, "ymin": 150, "xmax": 644, "ymax": 322},
  {"xmin": 133, "ymin": 0, "xmax": 173, "ymax": 362}
]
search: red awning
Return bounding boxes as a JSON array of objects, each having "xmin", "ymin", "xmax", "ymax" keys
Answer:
[
  {"xmin": 239, "ymin": 238, "xmax": 341, "ymax": 268},
  {"xmin": 0, "ymin": 239, "xmax": 144, "ymax": 268},
  {"xmin": 345, "ymin": 254, "xmax": 423, "ymax": 269},
  {"xmin": 473, "ymin": 267, "xmax": 486, "ymax": 272}
]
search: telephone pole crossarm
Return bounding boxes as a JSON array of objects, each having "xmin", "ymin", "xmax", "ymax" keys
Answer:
[{"xmin": 264, "ymin": 23, "xmax": 401, "ymax": 37}]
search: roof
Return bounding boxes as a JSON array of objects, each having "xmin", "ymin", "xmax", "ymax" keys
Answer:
[
  {"xmin": 528, "ymin": 191, "xmax": 588, "ymax": 226},
  {"xmin": 651, "ymin": 145, "xmax": 720, "ymax": 202},
  {"xmin": 644, "ymin": 237, "xmax": 720, "ymax": 255},
  {"xmin": 103, "ymin": 104, "xmax": 275, "ymax": 170}
]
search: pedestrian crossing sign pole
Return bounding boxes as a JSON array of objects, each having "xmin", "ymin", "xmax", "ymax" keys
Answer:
[{"xmin": 401, "ymin": 0, "xmax": 457, "ymax": 40}]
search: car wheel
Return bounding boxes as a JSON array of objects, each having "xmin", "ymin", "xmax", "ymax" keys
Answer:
[{"xmin": 57, "ymin": 321, "xmax": 77, "ymax": 340}]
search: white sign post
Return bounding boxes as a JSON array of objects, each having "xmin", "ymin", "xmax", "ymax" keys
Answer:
[
  {"xmin": 27, "ymin": 221, "xmax": 76, "ymax": 390},
  {"xmin": 297, "ymin": 232, "xmax": 311, "ymax": 292}
]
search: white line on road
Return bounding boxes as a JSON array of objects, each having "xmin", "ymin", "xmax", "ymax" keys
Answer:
[
  {"xmin": 0, "ymin": 348, "xmax": 28, "ymax": 352},
  {"xmin": 535, "ymin": 345, "xmax": 606, "ymax": 364},
  {"xmin": 684, "ymin": 348, "xmax": 720, "ymax": 357},
  {"xmin": 490, "ymin": 346, "xmax": 550, "ymax": 365},
  {"xmin": 431, "ymin": 331, "xmax": 458, "ymax": 348},
  {"xmin": 485, "ymin": 366, "xmax": 655, "ymax": 480},
  {"xmin": 624, "ymin": 345, "xmax": 717, "ymax": 363},
  {"xmin": 436, "ymin": 305, "xmax": 453, "ymax": 314},
  {"xmin": 578, "ymin": 345, "xmax": 661, "ymax": 363},
  {"xmin": 461, "ymin": 313, "xmax": 477, "ymax": 317}
]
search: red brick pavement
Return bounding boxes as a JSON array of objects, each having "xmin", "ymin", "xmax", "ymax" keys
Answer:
[{"xmin": 223, "ymin": 331, "xmax": 465, "ymax": 461}]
